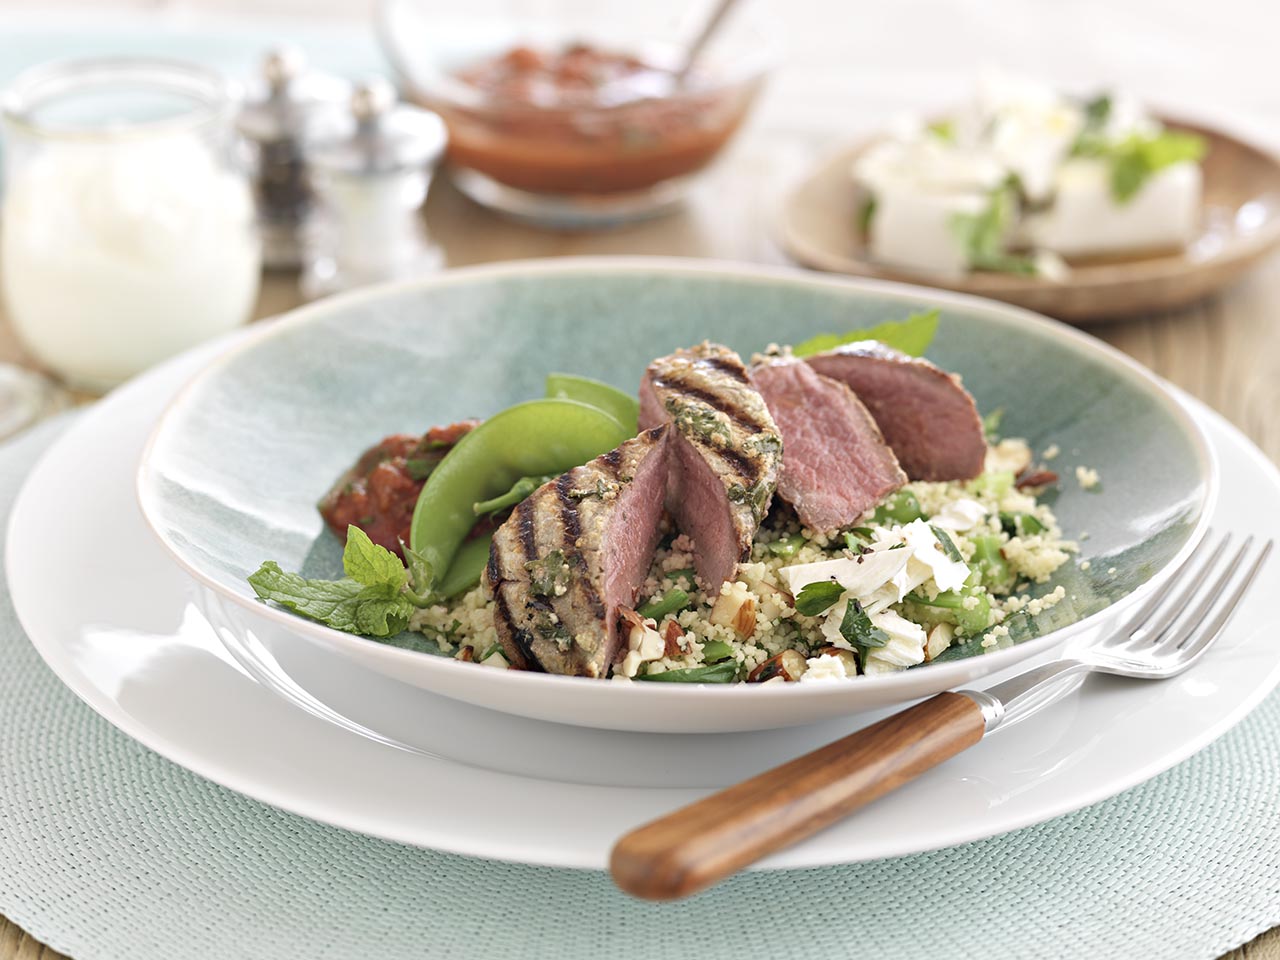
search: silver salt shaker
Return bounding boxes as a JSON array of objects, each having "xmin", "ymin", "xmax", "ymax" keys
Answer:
[
  {"xmin": 236, "ymin": 47, "xmax": 348, "ymax": 269},
  {"xmin": 301, "ymin": 79, "xmax": 447, "ymax": 300}
]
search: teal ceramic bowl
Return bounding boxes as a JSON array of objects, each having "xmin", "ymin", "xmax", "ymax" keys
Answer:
[{"xmin": 137, "ymin": 258, "xmax": 1215, "ymax": 732}]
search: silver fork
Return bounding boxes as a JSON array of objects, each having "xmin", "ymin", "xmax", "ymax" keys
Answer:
[
  {"xmin": 968, "ymin": 531, "xmax": 1273, "ymax": 733},
  {"xmin": 610, "ymin": 531, "xmax": 1273, "ymax": 900}
]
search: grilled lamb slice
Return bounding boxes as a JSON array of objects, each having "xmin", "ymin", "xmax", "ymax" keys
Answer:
[
  {"xmin": 485, "ymin": 425, "xmax": 670, "ymax": 677},
  {"xmin": 806, "ymin": 341, "xmax": 986, "ymax": 481},
  {"xmin": 639, "ymin": 342, "xmax": 783, "ymax": 592},
  {"xmin": 751, "ymin": 358, "xmax": 908, "ymax": 533}
]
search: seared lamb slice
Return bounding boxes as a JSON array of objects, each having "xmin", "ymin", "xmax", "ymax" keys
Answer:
[
  {"xmin": 806, "ymin": 341, "xmax": 986, "ymax": 481},
  {"xmin": 751, "ymin": 358, "xmax": 907, "ymax": 533},
  {"xmin": 484, "ymin": 425, "xmax": 670, "ymax": 677},
  {"xmin": 639, "ymin": 342, "xmax": 783, "ymax": 592}
]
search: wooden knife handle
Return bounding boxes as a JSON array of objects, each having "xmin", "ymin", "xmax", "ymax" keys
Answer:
[{"xmin": 609, "ymin": 691, "xmax": 986, "ymax": 900}]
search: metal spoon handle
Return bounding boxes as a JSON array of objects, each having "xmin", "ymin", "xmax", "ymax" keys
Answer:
[{"xmin": 676, "ymin": 0, "xmax": 742, "ymax": 83}]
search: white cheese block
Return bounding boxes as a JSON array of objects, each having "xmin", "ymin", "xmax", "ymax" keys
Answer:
[
  {"xmin": 929, "ymin": 498, "xmax": 988, "ymax": 533},
  {"xmin": 866, "ymin": 187, "xmax": 988, "ymax": 277},
  {"xmin": 863, "ymin": 609, "xmax": 928, "ymax": 673},
  {"xmin": 777, "ymin": 545, "xmax": 911, "ymax": 602},
  {"xmin": 900, "ymin": 519, "xmax": 971, "ymax": 592},
  {"xmin": 1021, "ymin": 158, "xmax": 1201, "ymax": 257},
  {"xmin": 854, "ymin": 139, "xmax": 1006, "ymax": 195},
  {"xmin": 799, "ymin": 653, "xmax": 850, "ymax": 682}
]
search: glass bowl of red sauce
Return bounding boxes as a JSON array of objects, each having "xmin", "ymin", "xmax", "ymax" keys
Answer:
[{"xmin": 377, "ymin": 0, "xmax": 772, "ymax": 227}]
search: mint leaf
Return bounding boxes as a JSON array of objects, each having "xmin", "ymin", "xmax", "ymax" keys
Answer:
[
  {"xmin": 246, "ymin": 561, "xmax": 414, "ymax": 638},
  {"xmin": 857, "ymin": 194, "xmax": 877, "ymax": 234},
  {"xmin": 1074, "ymin": 128, "xmax": 1206, "ymax": 204},
  {"xmin": 1082, "ymin": 94, "xmax": 1111, "ymax": 128},
  {"xmin": 926, "ymin": 119, "xmax": 955, "ymax": 142},
  {"xmin": 949, "ymin": 186, "xmax": 1039, "ymax": 276},
  {"xmin": 838, "ymin": 598, "xmax": 889, "ymax": 652},
  {"xmin": 350, "ymin": 588, "xmax": 415, "ymax": 636},
  {"xmin": 248, "ymin": 561, "xmax": 365, "ymax": 621},
  {"xmin": 794, "ymin": 580, "xmax": 845, "ymax": 617},
  {"xmin": 401, "ymin": 542, "xmax": 437, "ymax": 607},
  {"xmin": 1109, "ymin": 131, "xmax": 1205, "ymax": 202},
  {"xmin": 791, "ymin": 309, "xmax": 940, "ymax": 359},
  {"xmin": 342, "ymin": 525, "xmax": 407, "ymax": 590}
]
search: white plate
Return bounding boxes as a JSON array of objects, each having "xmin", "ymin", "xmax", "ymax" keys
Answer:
[{"xmin": 8, "ymin": 339, "xmax": 1280, "ymax": 869}]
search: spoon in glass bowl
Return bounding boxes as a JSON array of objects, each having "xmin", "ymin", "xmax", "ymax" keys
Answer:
[{"xmin": 675, "ymin": 0, "xmax": 743, "ymax": 84}]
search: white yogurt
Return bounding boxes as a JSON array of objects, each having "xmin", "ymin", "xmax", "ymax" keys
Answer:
[{"xmin": 2, "ymin": 131, "xmax": 261, "ymax": 390}]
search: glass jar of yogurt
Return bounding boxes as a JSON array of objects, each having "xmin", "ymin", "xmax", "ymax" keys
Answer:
[{"xmin": 1, "ymin": 58, "xmax": 262, "ymax": 391}]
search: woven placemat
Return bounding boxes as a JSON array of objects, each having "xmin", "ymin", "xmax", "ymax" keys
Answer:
[{"xmin": 2, "ymin": 415, "xmax": 1280, "ymax": 960}]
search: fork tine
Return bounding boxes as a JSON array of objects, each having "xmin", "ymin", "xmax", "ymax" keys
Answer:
[
  {"xmin": 1169, "ymin": 539, "xmax": 1274, "ymax": 668},
  {"xmin": 1144, "ymin": 536, "xmax": 1254, "ymax": 655},
  {"xmin": 1104, "ymin": 531, "xmax": 1227, "ymax": 649}
]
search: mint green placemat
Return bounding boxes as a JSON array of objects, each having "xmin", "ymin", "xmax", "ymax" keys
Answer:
[{"xmin": 3, "ymin": 419, "xmax": 1280, "ymax": 960}]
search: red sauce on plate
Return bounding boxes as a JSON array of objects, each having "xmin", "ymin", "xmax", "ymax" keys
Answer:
[
  {"xmin": 318, "ymin": 421, "xmax": 479, "ymax": 557},
  {"xmin": 428, "ymin": 43, "xmax": 758, "ymax": 195}
]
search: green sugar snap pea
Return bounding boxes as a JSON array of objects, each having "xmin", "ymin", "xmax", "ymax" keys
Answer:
[
  {"xmin": 409, "ymin": 398, "xmax": 629, "ymax": 590},
  {"xmin": 545, "ymin": 373, "xmax": 640, "ymax": 436},
  {"xmin": 435, "ymin": 534, "xmax": 494, "ymax": 600}
]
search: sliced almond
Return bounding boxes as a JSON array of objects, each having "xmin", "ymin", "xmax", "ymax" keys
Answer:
[
  {"xmin": 747, "ymin": 649, "xmax": 808, "ymax": 682},
  {"xmin": 662, "ymin": 620, "xmax": 685, "ymax": 657},
  {"xmin": 731, "ymin": 596, "xmax": 758, "ymax": 638}
]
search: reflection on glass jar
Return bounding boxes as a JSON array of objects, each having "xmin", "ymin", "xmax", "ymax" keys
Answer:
[{"xmin": 1, "ymin": 58, "xmax": 262, "ymax": 392}]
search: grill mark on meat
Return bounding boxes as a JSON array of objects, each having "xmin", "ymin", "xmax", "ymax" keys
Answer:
[
  {"xmin": 599, "ymin": 447, "xmax": 623, "ymax": 473},
  {"xmin": 697, "ymin": 353, "xmax": 752, "ymax": 384},
  {"xmin": 485, "ymin": 548, "xmax": 503, "ymax": 589},
  {"xmin": 640, "ymin": 343, "xmax": 783, "ymax": 593},
  {"xmin": 493, "ymin": 590, "xmax": 541, "ymax": 671},
  {"xmin": 556, "ymin": 473, "xmax": 583, "ymax": 545},
  {"xmin": 709, "ymin": 444, "xmax": 763, "ymax": 487},
  {"xmin": 516, "ymin": 497, "xmax": 540, "ymax": 563},
  {"xmin": 653, "ymin": 375, "xmax": 772, "ymax": 437},
  {"xmin": 556, "ymin": 474, "xmax": 606, "ymax": 621},
  {"xmin": 485, "ymin": 429, "xmax": 670, "ymax": 677}
]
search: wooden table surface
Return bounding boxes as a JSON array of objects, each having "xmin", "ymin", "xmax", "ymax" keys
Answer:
[{"xmin": 3, "ymin": 14, "xmax": 1280, "ymax": 950}]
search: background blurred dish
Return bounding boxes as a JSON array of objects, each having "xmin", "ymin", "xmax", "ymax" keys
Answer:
[
  {"xmin": 779, "ymin": 117, "xmax": 1280, "ymax": 323},
  {"xmin": 135, "ymin": 258, "xmax": 1213, "ymax": 732},
  {"xmin": 375, "ymin": 0, "xmax": 772, "ymax": 227}
]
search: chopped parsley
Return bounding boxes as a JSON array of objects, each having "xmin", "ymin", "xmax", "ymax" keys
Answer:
[
  {"xmin": 525, "ymin": 550, "xmax": 571, "ymax": 598},
  {"xmin": 930, "ymin": 525, "xmax": 964, "ymax": 563},
  {"xmin": 794, "ymin": 580, "xmax": 845, "ymax": 617},
  {"xmin": 838, "ymin": 599, "xmax": 889, "ymax": 659}
]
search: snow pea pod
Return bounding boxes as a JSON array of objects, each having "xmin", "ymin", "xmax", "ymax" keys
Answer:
[
  {"xmin": 545, "ymin": 373, "xmax": 640, "ymax": 436},
  {"xmin": 409, "ymin": 398, "xmax": 629, "ymax": 589},
  {"xmin": 436, "ymin": 534, "xmax": 493, "ymax": 599}
]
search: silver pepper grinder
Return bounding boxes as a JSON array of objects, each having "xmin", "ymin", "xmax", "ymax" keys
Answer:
[
  {"xmin": 236, "ymin": 47, "xmax": 348, "ymax": 269},
  {"xmin": 301, "ymin": 79, "xmax": 447, "ymax": 300}
]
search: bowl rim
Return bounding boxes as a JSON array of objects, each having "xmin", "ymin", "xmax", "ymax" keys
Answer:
[{"xmin": 136, "ymin": 255, "xmax": 1219, "ymax": 702}]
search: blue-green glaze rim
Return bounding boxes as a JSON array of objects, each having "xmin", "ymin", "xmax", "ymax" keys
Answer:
[{"xmin": 136, "ymin": 256, "xmax": 1218, "ymax": 697}]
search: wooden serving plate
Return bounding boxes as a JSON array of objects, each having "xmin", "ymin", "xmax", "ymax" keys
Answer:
[{"xmin": 778, "ymin": 119, "xmax": 1280, "ymax": 323}]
